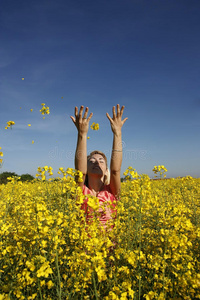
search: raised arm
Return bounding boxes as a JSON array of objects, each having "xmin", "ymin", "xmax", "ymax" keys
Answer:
[
  {"xmin": 106, "ymin": 104, "xmax": 128, "ymax": 197},
  {"xmin": 70, "ymin": 106, "xmax": 93, "ymax": 187}
]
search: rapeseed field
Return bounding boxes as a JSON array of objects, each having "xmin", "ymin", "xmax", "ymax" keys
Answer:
[{"xmin": 0, "ymin": 166, "xmax": 200, "ymax": 299}]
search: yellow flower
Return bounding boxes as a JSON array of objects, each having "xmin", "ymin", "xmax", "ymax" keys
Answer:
[
  {"xmin": 5, "ymin": 121, "xmax": 15, "ymax": 129},
  {"xmin": 152, "ymin": 165, "xmax": 168, "ymax": 178},
  {"xmin": 32, "ymin": 140, "xmax": 34, "ymax": 144},
  {"xmin": 28, "ymin": 124, "xmax": 31, "ymax": 127},
  {"xmin": 40, "ymin": 103, "xmax": 50, "ymax": 116},
  {"xmin": 47, "ymin": 280, "xmax": 54, "ymax": 289},
  {"xmin": 95, "ymin": 266, "xmax": 107, "ymax": 282},
  {"xmin": 0, "ymin": 152, "xmax": 3, "ymax": 157},
  {"xmin": 30, "ymin": 109, "xmax": 33, "ymax": 112},
  {"xmin": 7, "ymin": 121, "xmax": 15, "ymax": 126},
  {"xmin": 87, "ymin": 196, "xmax": 99, "ymax": 210},
  {"xmin": 87, "ymin": 136, "xmax": 90, "ymax": 139},
  {"xmin": 37, "ymin": 261, "xmax": 53, "ymax": 278},
  {"xmin": 90, "ymin": 122, "xmax": 99, "ymax": 130},
  {"xmin": 22, "ymin": 78, "xmax": 24, "ymax": 80}
]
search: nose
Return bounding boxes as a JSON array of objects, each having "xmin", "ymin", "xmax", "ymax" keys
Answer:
[{"xmin": 94, "ymin": 159, "xmax": 100, "ymax": 165}]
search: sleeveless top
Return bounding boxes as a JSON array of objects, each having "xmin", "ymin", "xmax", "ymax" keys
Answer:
[{"xmin": 82, "ymin": 184, "xmax": 117, "ymax": 227}]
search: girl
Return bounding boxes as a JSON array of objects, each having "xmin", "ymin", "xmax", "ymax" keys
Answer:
[{"xmin": 70, "ymin": 104, "xmax": 127, "ymax": 227}]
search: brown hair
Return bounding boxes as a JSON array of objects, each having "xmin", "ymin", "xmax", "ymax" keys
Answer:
[
  {"xmin": 87, "ymin": 150, "xmax": 108, "ymax": 167},
  {"xmin": 85, "ymin": 150, "xmax": 110, "ymax": 186}
]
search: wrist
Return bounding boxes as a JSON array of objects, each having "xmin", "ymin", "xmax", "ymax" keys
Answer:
[
  {"xmin": 112, "ymin": 149, "xmax": 122, "ymax": 152},
  {"xmin": 78, "ymin": 131, "xmax": 87, "ymax": 136},
  {"xmin": 113, "ymin": 131, "xmax": 122, "ymax": 138},
  {"xmin": 78, "ymin": 132, "xmax": 88, "ymax": 138}
]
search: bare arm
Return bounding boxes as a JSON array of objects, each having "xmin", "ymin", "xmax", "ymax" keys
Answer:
[
  {"xmin": 70, "ymin": 106, "xmax": 93, "ymax": 187},
  {"xmin": 106, "ymin": 104, "xmax": 128, "ymax": 197}
]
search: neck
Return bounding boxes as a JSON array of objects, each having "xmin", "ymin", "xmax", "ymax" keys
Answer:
[{"xmin": 88, "ymin": 177, "xmax": 104, "ymax": 195}]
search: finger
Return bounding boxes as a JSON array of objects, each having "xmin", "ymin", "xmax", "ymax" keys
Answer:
[
  {"xmin": 122, "ymin": 117, "xmax": 128, "ymax": 125},
  {"xmin": 112, "ymin": 106, "xmax": 116, "ymax": 118},
  {"xmin": 116, "ymin": 104, "xmax": 120, "ymax": 116},
  {"xmin": 87, "ymin": 112, "xmax": 93, "ymax": 121},
  {"xmin": 74, "ymin": 106, "xmax": 78, "ymax": 117},
  {"xmin": 70, "ymin": 116, "xmax": 76, "ymax": 124},
  {"xmin": 106, "ymin": 112, "xmax": 113, "ymax": 123},
  {"xmin": 79, "ymin": 105, "xmax": 84, "ymax": 119},
  {"xmin": 83, "ymin": 107, "xmax": 89, "ymax": 119},
  {"xmin": 120, "ymin": 105, "xmax": 125, "ymax": 116}
]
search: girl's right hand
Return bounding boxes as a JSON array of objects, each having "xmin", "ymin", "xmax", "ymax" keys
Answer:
[{"xmin": 70, "ymin": 106, "xmax": 93, "ymax": 134}]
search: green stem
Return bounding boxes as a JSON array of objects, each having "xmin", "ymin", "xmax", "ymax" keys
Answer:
[
  {"xmin": 92, "ymin": 271, "xmax": 98, "ymax": 299},
  {"xmin": 55, "ymin": 248, "xmax": 62, "ymax": 300}
]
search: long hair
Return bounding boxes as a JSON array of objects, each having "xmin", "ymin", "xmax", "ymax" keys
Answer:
[{"xmin": 84, "ymin": 150, "xmax": 110, "ymax": 186}]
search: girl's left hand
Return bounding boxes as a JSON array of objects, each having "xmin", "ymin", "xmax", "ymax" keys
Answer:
[{"xmin": 106, "ymin": 104, "xmax": 128, "ymax": 135}]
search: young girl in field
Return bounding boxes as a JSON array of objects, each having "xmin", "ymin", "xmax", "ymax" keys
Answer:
[{"xmin": 70, "ymin": 104, "xmax": 128, "ymax": 227}]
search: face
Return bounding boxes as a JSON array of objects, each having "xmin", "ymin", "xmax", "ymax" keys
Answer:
[{"xmin": 87, "ymin": 154, "xmax": 107, "ymax": 178}]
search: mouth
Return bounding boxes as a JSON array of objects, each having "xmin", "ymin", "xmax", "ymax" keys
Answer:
[{"xmin": 93, "ymin": 166, "xmax": 101, "ymax": 170}]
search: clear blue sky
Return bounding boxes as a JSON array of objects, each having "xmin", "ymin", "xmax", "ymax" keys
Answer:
[{"xmin": 1, "ymin": 0, "xmax": 200, "ymax": 178}]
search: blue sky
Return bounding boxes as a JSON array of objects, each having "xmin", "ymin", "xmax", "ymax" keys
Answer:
[{"xmin": 0, "ymin": 0, "xmax": 200, "ymax": 178}]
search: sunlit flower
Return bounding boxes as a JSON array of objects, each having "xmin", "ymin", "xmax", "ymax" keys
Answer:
[
  {"xmin": 40, "ymin": 103, "xmax": 50, "ymax": 116},
  {"xmin": 152, "ymin": 165, "xmax": 168, "ymax": 178},
  {"xmin": 90, "ymin": 122, "xmax": 99, "ymax": 130},
  {"xmin": 47, "ymin": 280, "xmax": 54, "ymax": 289},
  {"xmin": 5, "ymin": 121, "xmax": 15, "ymax": 129}
]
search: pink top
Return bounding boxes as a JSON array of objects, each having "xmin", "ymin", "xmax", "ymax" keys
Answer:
[{"xmin": 82, "ymin": 184, "xmax": 117, "ymax": 227}]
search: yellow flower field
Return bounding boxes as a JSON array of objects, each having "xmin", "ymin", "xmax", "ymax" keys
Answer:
[{"xmin": 0, "ymin": 168, "xmax": 200, "ymax": 299}]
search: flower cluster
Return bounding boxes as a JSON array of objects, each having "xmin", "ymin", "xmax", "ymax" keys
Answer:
[
  {"xmin": 5, "ymin": 121, "xmax": 15, "ymax": 130},
  {"xmin": 152, "ymin": 165, "xmax": 168, "ymax": 178},
  {"xmin": 35, "ymin": 166, "xmax": 53, "ymax": 181},
  {"xmin": 90, "ymin": 122, "xmax": 99, "ymax": 130},
  {"xmin": 40, "ymin": 103, "xmax": 50, "ymax": 117},
  {"xmin": 123, "ymin": 166, "xmax": 139, "ymax": 180},
  {"xmin": 0, "ymin": 166, "xmax": 199, "ymax": 299},
  {"xmin": 58, "ymin": 167, "xmax": 83, "ymax": 183}
]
